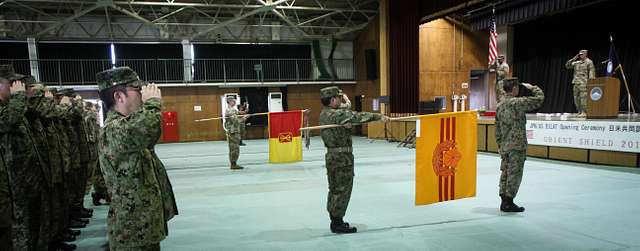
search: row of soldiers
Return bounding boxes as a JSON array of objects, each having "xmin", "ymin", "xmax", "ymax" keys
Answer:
[{"xmin": 0, "ymin": 64, "xmax": 108, "ymax": 251}]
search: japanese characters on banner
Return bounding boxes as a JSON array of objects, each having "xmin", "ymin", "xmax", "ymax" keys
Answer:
[{"xmin": 526, "ymin": 120, "xmax": 640, "ymax": 153}]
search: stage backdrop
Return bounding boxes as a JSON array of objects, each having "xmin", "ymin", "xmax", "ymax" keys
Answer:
[{"xmin": 512, "ymin": 0, "xmax": 638, "ymax": 113}]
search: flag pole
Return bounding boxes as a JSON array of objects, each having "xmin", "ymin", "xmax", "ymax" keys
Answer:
[
  {"xmin": 194, "ymin": 112, "xmax": 270, "ymax": 122},
  {"xmin": 618, "ymin": 65, "xmax": 636, "ymax": 113}
]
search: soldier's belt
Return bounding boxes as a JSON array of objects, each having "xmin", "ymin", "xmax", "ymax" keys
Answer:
[{"xmin": 327, "ymin": 147, "xmax": 352, "ymax": 153}]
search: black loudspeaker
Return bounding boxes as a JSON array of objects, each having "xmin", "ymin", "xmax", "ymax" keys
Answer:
[
  {"xmin": 365, "ymin": 49, "xmax": 377, "ymax": 80},
  {"xmin": 419, "ymin": 101, "xmax": 439, "ymax": 115}
]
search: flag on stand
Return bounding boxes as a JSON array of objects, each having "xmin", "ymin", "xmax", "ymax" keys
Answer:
[
  {"xmin": 606, "ymin": 35, "xmax": 621, "ymax": 77},
  {"xmin": 415, "ymin": 111, "xmax": 477, "ymax": 206},
  {"xmin": 488, "ymin": 9, "xmax": 498, "ymax": 65},
  {"xmin": 268, "ymin": 110, "xmax": 304, "ymax": 163}
]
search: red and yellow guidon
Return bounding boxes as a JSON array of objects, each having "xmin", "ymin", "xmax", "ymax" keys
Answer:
[
  {"xmin": 432, "ymin": 140, "xmax": 461, "ymax": 177},
  {"xmin": 278, "ymin": 132, "xmax": 293, "ymax": 143}
]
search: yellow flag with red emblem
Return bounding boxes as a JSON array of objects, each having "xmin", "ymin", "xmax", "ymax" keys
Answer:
[
  {"xmin": 415, "ymin": 111, "xmax": 477, "ymax": 205},
  {"xmin": 268, "ymin": 110, "xmax": 304, "ymax": 163}
]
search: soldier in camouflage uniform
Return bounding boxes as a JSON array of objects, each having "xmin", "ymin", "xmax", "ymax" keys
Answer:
[
  {"xmin": 565, "ymin": 49, "xmax": 595, "ymax": 117},
  {"xmin": 24, "ymin": 80, "xmax": 55, "ymax": 250},
  {"xmin": 86, "ymin": 103, "xmax": 109, "ymax": 206},
  {"xmin": 318, "ymin": 86, "xmax": 388, "ymax": 234},
  {"xmin": 41, "ymin": 88, "xmax": 78, "ymax": 250},
  {"xmin": 97, "ymin": 67, "xmax": 177, "ymax": 251},
  {"xmin": 490, "ymin": 55, "xmax": 510, "ymax": 103},
  {"xmin": 225, "ymin": 96, "xmax": 246, "ymax": 170},
  {"xmin": 0, "ymin": 65, "xmax": 48, "ymax": 250},
  {"xmin": 495, "ymin": 78, "xmax": 544, "ymax": 213},
  {"xmin": 0, "ymin": 64, "xmax": 26, "ymax": 251}
]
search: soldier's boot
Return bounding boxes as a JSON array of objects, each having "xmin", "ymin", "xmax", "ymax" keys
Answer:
[
  {"xmin": 230, "ymin": 162, "xmax": 244, "ymax": 170},
  {"xmin": 61, "ymin": 232, "xmax": 76, "ymax": 242},
  {"xmin": 65, "ymin": 229, "xmax": 81, "ymax": 237},
  {"xmin": 239, "ymin": 140, "xmax": 246, "ymax": 146},
  {"xmin": 501, "ymin": 196, "xmax": 525, "ymax": 213},
  {"xmin": 80, "ymin": 206, "xmax": 93, "ymax": 215},
  {"xmin": 499, "ymin": 194, "xmax": 508, "ymax": 211},
  {"xmin": 91, "ymin": 193, "xmax": 102, "ymax": 206},
  {"xmin": 330, "ymin": 217, "xmax": 357, "ymax": 234},
  {"xmin": 72, "ymin": 209, "xmax": 92, "ymax": 219},
  {"xmin": 55, "ymin": 241, "xmax": 77, "ymax": 251},
  {"xmin": 68, "ymin": 219, "xmax": 87, "ymax": 229}
]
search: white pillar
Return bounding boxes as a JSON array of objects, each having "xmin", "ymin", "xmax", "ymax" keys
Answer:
[
  {"xmin": 182, "ymin": 39, "xmax": 193, "ymax": 82},
  {"xmin": 27, "ymin": 37, "xmax": 40, "ymax": 81}
]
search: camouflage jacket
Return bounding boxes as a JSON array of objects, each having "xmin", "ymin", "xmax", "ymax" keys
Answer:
[
  {"xmin": 99, "ymin": 98, "xmax": 168, "ymax": 247},
  {"xmin": 224, "ymin": 107, "xmax": 245, "ymax": 134},
  {"xmin": 54, "ymin": 103, "xmax": 73, "ymax": 173},
  {"xmin": 39, "ymin": 98, "xmax": 65, "ymax": 183},
  {"xmin": 25, "ymin": 93, "xmax": 52, "ymax": 186},
  {"xmin": 0, "ymin": 92, "xmax": 27, "ymax": 198},
  {"xmin": 565, "ymin": 57, "xmax": 595, "ymax": 84},
  {"xmin": 84, "ymin": 110, "xmax": 99, "ymax": 161},
  {"xmin": 1, "ymin": 92, "xmax": 45, "ymax": 189},
  {"xmin": 70, "ymin": 101, "xmax": 90, "ymax": 163},
  {"xmin": 496, "ymin": 86, "xmax": 545, "ymax": 153},
  {"xmin": 319, "ymin": 106, "xmax": 382, "ymax": 167}
]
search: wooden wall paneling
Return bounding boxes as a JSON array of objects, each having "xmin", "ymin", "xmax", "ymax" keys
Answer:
[
  {"xmin": 486, "ymin": 125, "xmax": 498, "ymax": 152},
  {"xmin": 589, "ymin": 150, "xmax": 638, "ymax": 167},
  {"xmin": 477, "ymin": 124, "xmax": 487, "ymax": 151},
  {"xmin": 526, "ymin": 145, "xmax": 548, "ymax": 158},
  {"xmin": 548, "ymin": 147, "xmax": 588, "ymax": 162}
]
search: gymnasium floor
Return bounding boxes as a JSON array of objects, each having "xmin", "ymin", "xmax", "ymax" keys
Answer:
[{"xmin": 76, "ymin": 137, "xmax": 640, "ymax": 251}]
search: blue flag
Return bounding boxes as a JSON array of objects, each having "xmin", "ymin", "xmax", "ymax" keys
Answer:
[{"xmin": 606, "ymin": 36, "xmax": 621, "ymax": 77}]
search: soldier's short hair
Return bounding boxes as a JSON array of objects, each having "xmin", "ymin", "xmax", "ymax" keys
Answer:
[{"xmin": 99, "ymin": 84, "xmax": 127, "ymax": 110}]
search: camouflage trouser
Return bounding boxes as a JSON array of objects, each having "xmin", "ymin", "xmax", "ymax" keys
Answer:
[
  {"xmin": 93, "ymin": 163, "xmax": 108, "ymax": 197},
  {"xmin": 111, "ymin": 243, "xmax": 160, "ymax": 251},
  {"xmin": 85, "ymin": 160, "xmax": 97, "ymax": 194},
  {"xmin": 0, "ymin": 191, "xmax": 12, "ymax": 251},
  {"xmin": 499, "ymin": 150, "xmax": 526, "ymax": 198},
  {"xmin": 240, "ymin": 123, "xmax": 246, "ymax": 141},
  {"xmin": 495, "ymin": 79, "xmax": 504, "ymax": 102},
  {"xmin": 38, "ymin": 188, "xmax": 51, "ymax": 250},
  {"xmin": 11, "ymin": 187, "xmax": 42, "ymax": 251},
  {"xmin": 51, "ymin": 182, "xmax": 66, "ymax": 240},
  {"xmin": 573, "ymin": 83, "xmax": 587, "ymax": 113},
  {"xmin": 227, "ymin": 132, "xmax": 241, "ymax": 165},
  {"xmin": 326, "ymin": 165, "xmax": 354, "ymax": 218}
]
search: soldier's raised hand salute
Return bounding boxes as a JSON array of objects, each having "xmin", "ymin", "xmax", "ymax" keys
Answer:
[
  {"xmin": 141, "ymin": 83, "xmax": 162, "ymax": 101},
  {"xmin": 10, "ymin": 80, "xmax": 25, "ymax": 94}
]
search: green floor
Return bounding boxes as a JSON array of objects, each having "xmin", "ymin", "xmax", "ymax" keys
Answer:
[{"xmin": 76, "ymin": 137, "xmax": 640, "ymax": 250}]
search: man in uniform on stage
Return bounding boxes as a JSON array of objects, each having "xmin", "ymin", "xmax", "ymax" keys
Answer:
[
  {"xmin": 495, "ymin": 78, "xmax": 544, "ymax": 213},
  {"xmin": 319, "ymin": 86, "xmax": 388, "ymax": 233},
  {"xmin": 565, "ymin": 49, "xmax": 595, "ymax": 117},
  {"xmin": 490, "ymin": 55, "xmax": 510, "ymax": 102}
]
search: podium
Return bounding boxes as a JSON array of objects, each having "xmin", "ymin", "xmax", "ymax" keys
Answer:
[{"xmin": 587, "ymin": 77, "xmax": 620, "ymax": 118}]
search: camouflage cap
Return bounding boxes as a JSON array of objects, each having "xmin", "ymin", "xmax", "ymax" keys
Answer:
[
  {"xmin": 96, "ymin": 66, "xmax": 145, "ymax": 92},
  {"xmin": 320, "ymin": 86, "xmax": 343, "ymax": 99},
  {"xmin": 0, "ymin": 64, "xmax": 25, "ymax": 81},
  {"xmin": 56, "ymin": 88, "xmax": 75, "ymax": 97},
  {"xmin": 22, "ymin": 75, "xmax": 37, "ymax": 86},
  {"xmin": 579, "ymin": 49, "xmax": 588, "ymax": 54}
]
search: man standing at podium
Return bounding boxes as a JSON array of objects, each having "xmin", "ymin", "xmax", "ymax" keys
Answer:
[{"xmin": 565, "ymin": 49, "xmax": 595, "ymax": 117}]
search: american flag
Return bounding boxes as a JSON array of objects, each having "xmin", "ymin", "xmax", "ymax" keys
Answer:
[{"xmin": 488, "ymin": 10, "xmax": 498, "ymax": 65}]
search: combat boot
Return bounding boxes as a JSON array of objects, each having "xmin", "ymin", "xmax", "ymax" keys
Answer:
[
  {"xmin": 499, "ymin": 194, "xmax": 508, "ymax": 211},
  {"xmin": 230, "ymin": 162, "xmax": 244, "ymax": 170},
  {"xmin": 55, "ymin": 241, "xmax": 77, "ymax": 251},
  {"xmin": 68, "ymin": 219, "xmax": 87, "ymax": 229},
  {"xmin": 239, "ymin": 141, "xmax": 246, "ymax": 146},
  {"xmin": 65, "ymin": 229, "xmax": 81, "ymax": 236},
  {"xmin": 92, "ymin": 192, "xmax": 102, "ymax": 206},
  {"xmin": 501, "ymin": 196, "xmax": 525, "ymax": 213},
  {"xmin": 330, "ymin": 217, "xmax": 357, "ymax": 234}
]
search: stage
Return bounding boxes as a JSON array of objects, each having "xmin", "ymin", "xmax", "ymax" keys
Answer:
[
  {"xmin": 366, "ymin": 113, "xmax": 639, "ymax": 168},
  {"xmin": 478, "ymin": 113, "xmax": 640, "ymax": 167}
]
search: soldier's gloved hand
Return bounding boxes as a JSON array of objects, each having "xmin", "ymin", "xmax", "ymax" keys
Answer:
[
  {"xmin": 45, "ymin": 90, "xmax": 54, "ymax": 98},
  {"xmin": 343, "ymin": 123, "xmax": 353, "ymax": 129},
  {"xmin": 74, "ymin": 95, "xmax": 82, "ymax": 101},
  {"xmin": 10, "ymin": 80, "xmax": 25, "ymax": 94},
  {"xmin": 341, "ymin": 94, "xmax": 350, "ymax": 104},
  {"xmin": 141, "ymin": 83, "xmax": 162, "ymax": 102},
  {"xmin": 60, "ymin": 96, "xmax": 72, "ymax": 105},
  {"xmin": 521, "ymin": 83, "xmax": 534, "ymax": 89},
  {"xmin": 381, "ymin": 115, "xmax": 391, "ymax": 123}
]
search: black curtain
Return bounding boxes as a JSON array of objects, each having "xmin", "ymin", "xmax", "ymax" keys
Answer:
[
  {"xmin": 513, "ymin": 0, "xmax": 638, "ymax": 113},
  {"xmin": 389, "ymin": 0, "xmax": 420, "ymax": 113}
]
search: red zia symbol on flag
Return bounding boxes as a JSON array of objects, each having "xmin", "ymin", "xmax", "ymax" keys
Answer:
[{"xmin": 432, "ymin": 140, "xmax": 462, "ymax": 177}]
